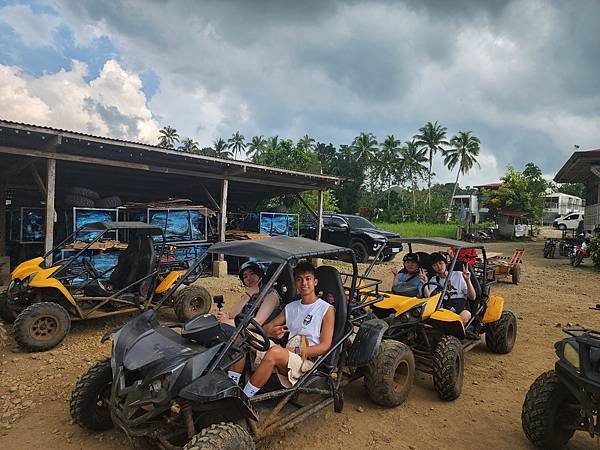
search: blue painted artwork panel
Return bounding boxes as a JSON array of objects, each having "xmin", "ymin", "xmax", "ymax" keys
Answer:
[
  {"xmin": 149, "ymin": 210, "xmax": 191, "ymax": 242},
  {"xmin": 21, "ymin": 208, "xmax": 45, "ymax": 242},
  {"xmin": 259, "ymin": 213, "xmax": 298, "ymax": 237},
  {"xmin": 75, "ymin": 209, "xmax": 116, "ymax": 242}
]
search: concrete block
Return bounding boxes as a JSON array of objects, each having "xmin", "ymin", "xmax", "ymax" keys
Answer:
[{"xmin": 212, "ymin": 260, "xmax": 228, "ymax": 278}]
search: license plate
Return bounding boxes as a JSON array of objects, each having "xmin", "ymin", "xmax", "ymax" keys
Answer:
[{"xmin": 391, "ymin": 248, "xmax": 400, "ymax": 253}]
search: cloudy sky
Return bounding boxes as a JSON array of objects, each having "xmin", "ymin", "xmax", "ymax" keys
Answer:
[{"xmin": 1, "ymin": 0, "xmax": 599, "ymax": 185}]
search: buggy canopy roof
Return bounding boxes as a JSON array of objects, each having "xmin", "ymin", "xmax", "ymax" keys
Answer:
[
  {"xmin": 208, "ymin": 236, "xmax": 352, "ymax": 262},
  {"xmin": 81, "ymin": 221, "xmax": 164, "ymax": 235},
  {"xmin": 401, "ymin": 237, "xmax": 485, "ymax": 250}
]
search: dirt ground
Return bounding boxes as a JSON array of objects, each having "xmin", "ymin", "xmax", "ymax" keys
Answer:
[{"xmin": 1, "ymin": 239, "xmax": 600, "ymax": 449}]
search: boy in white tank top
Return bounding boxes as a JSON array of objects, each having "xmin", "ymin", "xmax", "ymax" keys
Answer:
[{"xmin": 240, "ymin": 261, "xmax": 335, "ymax": 397}]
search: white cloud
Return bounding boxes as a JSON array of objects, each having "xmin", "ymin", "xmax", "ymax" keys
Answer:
[
  {"xmin": 0, "ymin": 60, "xmax": 160, "ymax": 143},
  {"xmin": 0, "ymin": 4, "xmax": 62, "ymax": 47}
]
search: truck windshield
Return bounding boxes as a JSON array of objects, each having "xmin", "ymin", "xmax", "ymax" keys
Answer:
[{"xmin": 345, "ymin": 216, "xmax": 376, "ymax": 229}]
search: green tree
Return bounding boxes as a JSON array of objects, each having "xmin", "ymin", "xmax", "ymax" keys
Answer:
[
  {"xmin": 414, "ymin": 121, "xmax": 449, "ymax": 206},
  {"xmin": 298, "ymin": 134, "xmax": 316, "ymax": 152},
  {"xmin": 402, "ymin": 139, "xmax": 428, "ymax": 208},
  {"xmin": 444, "ymin": 131, "xmax": 480, "ymax": 219},
  {"xmin": 213, "ymin": 138, "xmax": 232, "ymax": 158},
  {"xmin": 246, "ymin": 135, "xmax": 266, "ymax": 160},
  {"xmin": 555, "ymin": 182, "xmax": 585, "ymax": 199},
  {"xmin": 158, "ymin": 126, "xmax": 179, "ymax": 149},
  {"xmin": 351, "ymin": 132, "xmax": 378, "ymax": 163},
  {"xmin": 178, "ymin": 137, "xmax": 200, "ymax": 153},
  {"xmin": 227, "ymin": 131, "xmax": 246, "ymax": 158},
  {"xmin": 378, "ymin": 135, "xmax": 404, "ymax": 208}
]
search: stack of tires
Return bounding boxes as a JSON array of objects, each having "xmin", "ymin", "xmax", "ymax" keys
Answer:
[{"xmin": 63, "ymin": 187, "xmax": 122, "ymax": 209}]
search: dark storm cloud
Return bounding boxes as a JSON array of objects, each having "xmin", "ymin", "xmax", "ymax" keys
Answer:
[{"xmin": 52, "ymin": 0, "xmax": 600, "ymax": 181}]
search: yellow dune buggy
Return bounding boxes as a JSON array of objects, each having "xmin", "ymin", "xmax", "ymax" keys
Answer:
[
  {"xmin": 0, "ymin": 222, "xmax": 211, "ymax": 352},
  {"xmin": 365, "ymin": 237, "xmax": 517, "ymax": 402}
]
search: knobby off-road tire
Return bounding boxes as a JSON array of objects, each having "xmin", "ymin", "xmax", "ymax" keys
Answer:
[
  {"xmin": 432, "ymin": 335, "xmax": 464, "ymax": 401},
  {"xmin": 351, "ymin": 241, "xmax": 369, "ymax": 263},
  {"xmin": 13, "ymin": 302, "xmax": 71, "ymax": 352},
  {"xmin": 70, "ymin": 359, "xmax": 113, "ymax": 431},
  {"xmin": 365, "ymin": 340, "xmax": 415, "ymax": 407},
  {"xmin": 486, "ymin": 310, "xmax": 517, "ymax": 354},
  {"xmin": 66, "ymin": 186, "xmax": 100, "ymax": 200},
  {"xmin": 183, "ymin": 422, "xmax": 254, "ymax": 450},
  {"xmin": 174, "ymin": 285, "xmax": 212, "ymax": 322},
  {"xmin": 95, "ymin": 196, "xmax": 122, "ymax": 208},
  {"xmin": 522, "ymin": 370, "xmax": 577, "ymax": 449},
  {"xmin": 0, "ymin": 292, "xmax": 18, "ymax": 323},
  {"xmin": 63, "ymin": 194, "xmax": 95, "ymax": 208},
  {"xmin": 511, "ymin": 266, "xmax": 521, "ymax": 284}
]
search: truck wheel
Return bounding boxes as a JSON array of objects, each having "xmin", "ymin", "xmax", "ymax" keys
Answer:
[
  {"xmin": 70, "ymin": 359, "xmax": 113, "ymax": 431},
  {"xmin": 511, "ymin": 266, "xmax": 521, "ymax": 284},
  {"xmin": 351, "ymin": 241, "xmax": 369, "ymax": 263},
  {"xmin": 522, "ymin": 370, "xmax": 577, "ymax": 449},
  {"xmin": 364, "ymin": 340, "xmax": 415, "ymax": 407},
  {"xmin": 485, "ymin": 311, "xmax": 517, "ymax": 354},
  {"xmin": 0, "ymin": 292, "xmax": 18, "ymax": 323},
  {"xmin": 13, "ymin": 302, "xmax": 71, "ymax": 352},
  {"xmin": 174, "ymin": 285, "xmax": 212, "ymax": 322},
  {"xmin": 184, "ymin": 422, "xmax": 254, "ymax": 450},
  {"xmin": 432, "ymin": 335, "xmax": 464, "ymax": 401}
]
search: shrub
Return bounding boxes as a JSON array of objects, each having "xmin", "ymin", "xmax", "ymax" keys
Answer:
[{"xmin": 590, "ymin": 236, "xmax": 600, "ymax": 268}]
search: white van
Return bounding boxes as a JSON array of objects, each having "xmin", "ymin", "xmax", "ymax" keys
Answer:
[{"xmin": 553, "ymin": 213, "xmax": 584, "ymax": 230}]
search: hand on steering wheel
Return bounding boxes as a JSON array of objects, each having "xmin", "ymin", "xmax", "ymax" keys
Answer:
[
  {"xmin": 83, "ymin": 257, "xmax": 100, "ymax": 279},
  {"xmin": 243, "ymin": 318, "xmax": 270, "ymax": 352},
  {"xmin": 423, "ymin": 281, "xmax": 451, "ymax": 301}
]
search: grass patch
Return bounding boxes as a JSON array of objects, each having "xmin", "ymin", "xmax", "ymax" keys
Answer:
[{"xmin": 376, "ymin": 222, "xmax": 459, "ymax": 238}]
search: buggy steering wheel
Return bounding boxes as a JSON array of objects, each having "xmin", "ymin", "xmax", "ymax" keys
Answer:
[
  {"xmin": 83, "ymin": 257, "xmax": 100, "ymax": 279},
  {"xmin": 423, "ymin": 281, "xmax": 453, "ymax": 303},
  {"xmin": 243, "ymin": 318, "xmax": 270, "ymax": 352}
]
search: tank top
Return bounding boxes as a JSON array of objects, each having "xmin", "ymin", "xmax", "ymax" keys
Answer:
[{"xmin": 284, "ymin": 298, "xmax": 332, "ymax": 346}]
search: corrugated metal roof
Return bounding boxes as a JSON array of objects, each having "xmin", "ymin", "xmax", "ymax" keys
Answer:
[{"xmin": 554, "ymin": 148, "xmax": 600, "ymax": 184}]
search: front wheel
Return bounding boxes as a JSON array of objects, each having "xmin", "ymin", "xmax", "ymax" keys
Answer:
[
  {"xmin": 174, "ymin": 285, "xmax": 212, "ymax": 322},
  {"xmin": 522, "ymin": 370, "xmax": 577, "ymax": 449},
  {"xmin": 13, "ymin": 302, "xmax": 71, "ymax": 352},
  {"xmin": 70, "ymin": 359, "xmax": 113, "ymax": 431},
  {"xmin": 351, "ymin": 241, "xmax": 369, "ymax": 263},
  {"xmin": 364, "ymin": 340, "xmax": 415, "ymax": 407},
  {"xmin": 184, "ymin": 422, "xmax": 254, "ymax": 450},
  {"xmin": 572, "ymin": 252, "xmax": 584, "ymax": 267},
  {"xmin": 432, "ymin": 335, "xmax": 464, "ymax": 401}
]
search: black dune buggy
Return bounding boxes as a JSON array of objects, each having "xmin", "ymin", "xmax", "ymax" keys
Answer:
[{"xmin": 70, "ymin": 236, "xmax": 399, "ymax": 449}]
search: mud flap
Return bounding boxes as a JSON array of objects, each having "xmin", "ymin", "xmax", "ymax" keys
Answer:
[{"xmin": 346, "ymin": 319, "xmax": 389, "ymax": 367}]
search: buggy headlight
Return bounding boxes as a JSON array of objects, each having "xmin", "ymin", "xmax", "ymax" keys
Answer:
[
  {"xmin": 563, "ymin": 342, "xmax": 580, "ymax": 369},
  {"xmin": 411, "ymin": 304, "xmax": 424, "ymax": 318},
  {"xmin": 21, "ymin": 273, "xmax": 37, "ymax": 289}
]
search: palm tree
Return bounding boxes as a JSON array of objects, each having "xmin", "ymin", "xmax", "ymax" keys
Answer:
[
  {"xmin": 351, "ymin": 132, "xmax": 378, "ymax": 163},
  {"xmin": 227, "ymin": 131, "xmax": 246, "ymax": 158},
  {"xmin": 444, "ymin": 131, "xmax": 481, "ymax": 219},
  {"xmin": 246, "ymin": 135, "xmax": 266, "ymax": 160},
  {"xmin": 158, "ymin": 126, "xmax": 179, "ymax": 149},
  {"xmin": 378, "ymin": 135, "xmax": 403, "ymax": 208},
  {"xmin": 266, "ymin": 136, "xmax": 280, "ymax": 151},
  {"xmin": 213, "ymin": 138, "xmax": 232, "ymax": 159},
  {"xmin": 414, "ymin": 121, "xmax": 449, "ymax": 206},
  {"xmin": 298, "ymin": 134, "xmax": 316, "ymax": 152},
  {"xmin": 402, "ymin": 139, "xmax": 428, "ymax": 208},
  {"xmin": 178, "ymin": 137, "xmax": 199, "ymax": 153}
]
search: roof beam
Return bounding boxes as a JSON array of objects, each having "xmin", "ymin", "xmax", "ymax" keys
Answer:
[{"xmin": 0, "ymin": 145, "xmax": 325, "ymax": 191}]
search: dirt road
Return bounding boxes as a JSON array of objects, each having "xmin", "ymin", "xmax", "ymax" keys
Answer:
[{"xmin": 1, "ymin": 240, "xmax": 599, "ymax": 449}]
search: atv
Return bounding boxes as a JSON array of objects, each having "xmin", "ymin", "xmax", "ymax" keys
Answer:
[
  {"xmin": 522, "ymin": 305, "xmax": 600, "ymax": 449},
  {"xmin": 0, "ymin": 221, "xmax": 210, "ymax": 352},
  {"xmin": 367, "ymin": 237, "xmax": 517, "ymax": 401},
  {"xmin": 70, "ymin": 236, "xmax": 399, "ymax": 449}
]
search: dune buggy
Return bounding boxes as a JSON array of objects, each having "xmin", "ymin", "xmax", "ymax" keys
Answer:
[
  {"xmin": 367, "ymin": 237, "xmax": 517, "ymax": 401},
  {"xmin": 70, "ymin": 236, "xmax": 403, "ymax": 449},
  {"xmin": 0, "ymin": 221, "xmax": 210, "ymax": 352}
]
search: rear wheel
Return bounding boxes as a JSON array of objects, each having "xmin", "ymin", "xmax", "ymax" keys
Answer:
[
  {"xmin": 432, "ymin": 335, "xmax": 464, "ymax": 401},
  {"xmin": 486, "ymin": 311, "xmax": 517, "ymax": 354},
  {"xmin": 522, "ymin": 370, "xmax": 577, "ymax": 449},
  {"xmin": 364, "ymin": 340, "xmax": 415, "ymax": 407},
  {"xmin": 174, "ymin": 285, "xmax": 212, "ymax": 322},
  {"xmin": 184, "ymin": 422, "xmax": 254, "ymax": 450},
  {"xmin": 13, "ymin": 302, "xmax": 71, "ymax": 352},
  {"xmin": 511, "ymin": 266, "xmax": 521, "ymax": 284},
  {"xmin": 351, "ymin": 241, "xmax": 369, "ymax": 263},
  {"xmin": 70, "ymin": 359, "xmax": 113, "ymax": 431}
]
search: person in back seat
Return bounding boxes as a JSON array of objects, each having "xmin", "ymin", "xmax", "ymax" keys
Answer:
[
  {"xmin": 237, "ymin": 261, "xmax": 335, "ymax": 397},
  {"xmin": 421, "ymin": 252, "xmax": 476, "ymax": 325}
]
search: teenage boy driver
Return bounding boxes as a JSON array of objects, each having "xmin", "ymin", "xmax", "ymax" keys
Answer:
[{"xmin": 232, "ymin": 261, "xmax": 335, "ymax": 398}]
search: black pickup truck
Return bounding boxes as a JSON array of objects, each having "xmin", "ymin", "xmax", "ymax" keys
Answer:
[{"xmin": 300, "ymin": 213, "xmax": 403, "ymax": 263}]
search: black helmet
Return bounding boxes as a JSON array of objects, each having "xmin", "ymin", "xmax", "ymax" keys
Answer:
[
  {"xmin": 403, "ymin": 253, "xmax": 420, "ymax": 265},
  {"xmin": 430, "ymin": 252, "xmax": 447, "ymax": 264},
  {"xmin": 239, "ymin": 261, "xmax": 264, "ymax": 281}
]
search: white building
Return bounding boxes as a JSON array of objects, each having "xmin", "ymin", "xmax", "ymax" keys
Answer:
[
  {"xmin": 543, "ymin": 193, "xmax": 585, "ymax": 225},
  {"xmin": 450, "ymin": 194, "xmax": 480, "ymax": 223}
]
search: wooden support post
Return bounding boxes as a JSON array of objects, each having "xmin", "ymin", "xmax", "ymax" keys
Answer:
[
  {"xmin": 44, "ymin": 159, "xmax": 56, "ymax": 263},
  {"xmin": 213, "ymin": 179, "xmax": 229, "ymax": 277},
  {"xmin": 316, "ymin": 189, "xmax": 324, "ymax": 242},
  {"xmin": 30, "ymin": 165, "xmax": 47, "ymax": 197}
]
